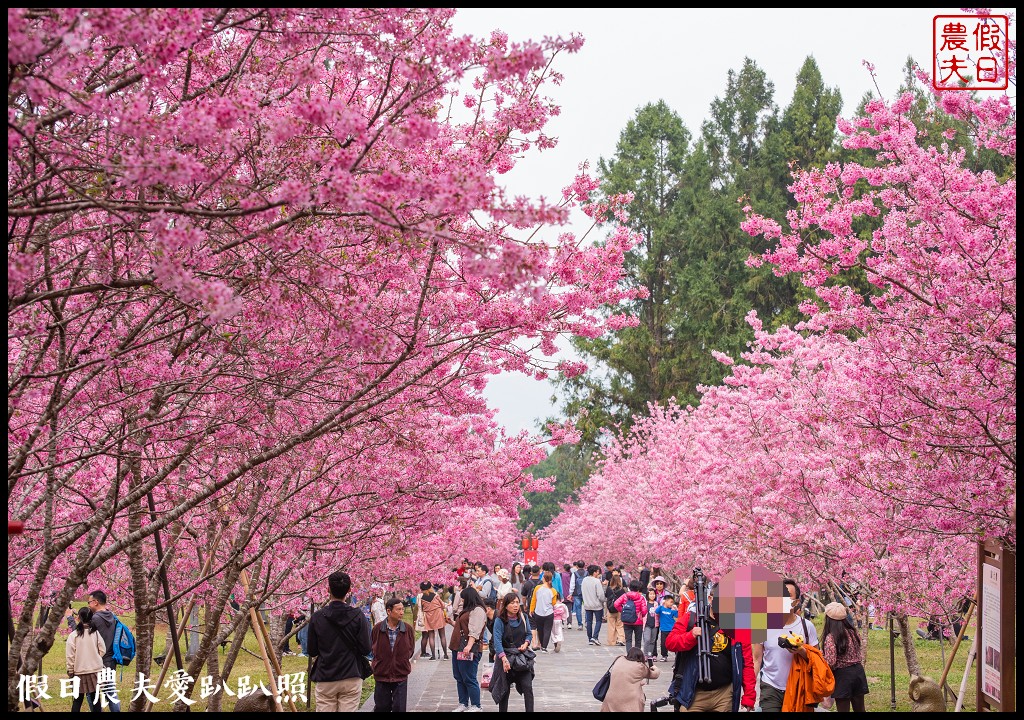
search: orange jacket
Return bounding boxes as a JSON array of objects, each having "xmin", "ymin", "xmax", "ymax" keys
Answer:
[{"xmin": 782, "ymin": 645, "xmax": 836, "ymax": 712}]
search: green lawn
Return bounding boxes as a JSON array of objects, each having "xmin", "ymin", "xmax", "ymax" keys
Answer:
[{"xmin": 18, "ymin": 609, "xmax": 982, "ymax": 711}]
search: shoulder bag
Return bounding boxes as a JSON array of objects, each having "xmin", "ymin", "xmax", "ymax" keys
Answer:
[
  {"xmin": 592, "ymin": 656, "xmax": 620, "ymax": 701},
  {"xmin": 336, "ymin": 615, "xmax": 372, "ymax": 679}
]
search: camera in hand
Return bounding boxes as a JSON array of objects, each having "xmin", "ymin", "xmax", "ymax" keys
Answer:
[
  {"xmin": 777, "ymin": 631, "xmax": 805, "ymax": 650},
  {"xmin": 650, "ymin": 695, "xmax": 675, "ymax": 712}
]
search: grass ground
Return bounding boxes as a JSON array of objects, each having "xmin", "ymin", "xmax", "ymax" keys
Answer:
[{"xmin": 18, "ymin": 608, "xmax": 981, "ymax": 711}]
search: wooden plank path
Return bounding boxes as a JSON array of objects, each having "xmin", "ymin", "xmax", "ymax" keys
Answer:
[{"xmin": 358, "ymin": 621, "xmax": 676, "ymax": 712}]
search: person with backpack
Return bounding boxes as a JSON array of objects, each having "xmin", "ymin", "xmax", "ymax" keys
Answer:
[
  {"xmin": 308, "ymin": 570, "xmax": 373, "ymax": 712},
  {"xmin": 571, "ymin": 561, "xmax": 587, "ymax": 630},
  {"xmin": 604, "ymin": 573, "xmax": 627, "ymax": 646},
  {"xmin": 615, "ymin": 580, "xmax": 649, "ymax": 654},
  {"xmin": 88, "ymin": 589, "xmax": 132, "ymax": 712},
  {"xmin": 370, "ymin": 597, "xmax": 416, "ymax": 711},
  {"xmin": 66, "ymin": 607, "xmax": 105, "ymax": 712},
  {"xmin": 474, "ymin": 565, "xmax": 498, "ymax": 604}
]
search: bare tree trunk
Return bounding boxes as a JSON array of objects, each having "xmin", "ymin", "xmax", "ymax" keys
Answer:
[
  {"xmin": 207, "ymin": 642, "xmax": 223, "ymax": 712},
  {"xmin": 221, "ymin": 613, "xmax": 252, "ymax": 681},
  {"xmin": 127, "ymin": 437, "xmax": 157, "ymax": 712},
  {"xmin": 269, "ymin": 613, "xmax": 287, "ymax": 661},
  {"xmin": 896, "ymin": 613, "xmax": 923, "ymax": 676}
]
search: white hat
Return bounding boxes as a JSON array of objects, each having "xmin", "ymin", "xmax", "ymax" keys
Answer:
[
  {"xmin": 652, "ymin": 576, "xmax": 667, "ymax": 585},
  {"xmin": 497, "ymin": 568, "xmax": 510, "ymax": 580}
]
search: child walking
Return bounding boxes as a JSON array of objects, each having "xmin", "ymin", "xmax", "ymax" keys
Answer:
[
  {"xmin": 643, "ymin": 586, "xmax": 660, "ymax": 659},
  {"xmin": 551, "ymin": 597, "xmax": 569, "ymax": 652},
  {"xmin": 654, "ymin": 594, "xmax": 678, "ymax": 662}
]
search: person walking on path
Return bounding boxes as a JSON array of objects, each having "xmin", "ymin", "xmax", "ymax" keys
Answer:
[
  {"xmin": 821, "ymin": 602, "xmax": 868, "ymax": 713},
  {"xmin": 529, "ymin": 571, "xmax": 559, "ymax": 652},
  {"xmin": 308, "ymin": 571, "xmax": 372, "ymax": 712},
  {"xmin": 677, "ymin": 577, "xmax": 696, "ymax": 617},
  {"xmin": 510, "ymin": 563, "xmax": 525, "ymax": 594},
  {"xmin": 449, "ymin": 586, "xmax": 488, "ymax": 712},
  {"xmin": 371, "ymin": 597, "xmax": 415, "ymax": 712},
  {"xmin": 582, "ymin": 564, "xmax": 606, "ymax": 646},
  {"xmin": 520, "ymin": 565, "xmax": 542, "ymax": 648},
  {"xmin": 496, "ymin": 568, "xmax": 513, "ymax": 599},
  {"xmin": 559, "ymin": 564, "xmax": 575, "ymax": 626},
  {"xmin": 66, "ymin": 607, "xmax": 105, "ymax": 713},
  {"xmin": 654, "ymin": 594, "xmax": 678, "ymax": 662},
  {"xmin": 664, "ymin": 582, "xmax": 756, "ymax": 711},
  {"xmin": 605, "ymin": 573, "xmax": 627, "ymax": 647},
  {"xmin": 642, "ymin": 586, "xmax": 660, "ymax": 660},
  {"xmin": 637, "ymin": 563, "xmax": 651, "ymax": 591},
  {"xmin": 651, "ymin": 576, "xmax": 669, "ymax": 605},
  {"xmin": 418, "ymin": 581, "xmax": 449, "ymax": 660},
  {"xmin": 490, "ymin": 593, "xmax": 536, "ymax": 713},
  {"xmin": 600, "ymin": 647, "xmax": 661, "ymax": 712},
  {"xmin": 571, "ymin": 561, "xmax": 587, "ymax": 630},
  {"xmin": 615, "ymin": 580, "xmax": 649, "ymax": 654},
  {"xmin": 550, "ymin": 596, "xmax": 568, "ymax": 652},
  {"xmin": 87, "ymin": 589, "xmax": 122, "ymax": 712},
  {"xmin": 752, "ymin": 578, "xmax": 819, "ymax": 712},
  {"xmin": 370, "ymin": 589, "xmax": 387, "ymax": 627}
]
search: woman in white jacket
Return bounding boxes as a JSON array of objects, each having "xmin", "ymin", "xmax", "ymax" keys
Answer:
[{"xmin": 66, "ymin": 607, "xmax": 106, "ymax": 713}]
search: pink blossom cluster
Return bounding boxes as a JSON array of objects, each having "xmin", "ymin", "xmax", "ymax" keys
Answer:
[
  {"xmin": 7, "ymin": 8, "xmax": 641, "ymax": 701},
  {"xmin": 544, "ymin": 44, "xmax": 1015, "ymax": 621}
]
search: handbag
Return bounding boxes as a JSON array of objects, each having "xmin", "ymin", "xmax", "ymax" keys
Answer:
[
  {"xmin": 592, "ymin": 657, "xmax": 619, "ymax": 701},
  {"xmin": 506, "ymin": 648, "xmax": 536, "ymax": 673}
]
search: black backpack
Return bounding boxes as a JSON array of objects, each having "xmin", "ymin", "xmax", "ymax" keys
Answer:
[{"xmin": 606, "ymin": 588, "xmax": 625, "ymax": 614}]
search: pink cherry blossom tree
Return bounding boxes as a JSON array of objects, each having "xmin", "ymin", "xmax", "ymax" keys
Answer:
[
  {"xmin": 7, "ymin": 8, "xmax": 641, "ymax": 707},
  {"xmin": 544, "ymin": 15, "xmax": 1014, "ymax": 679}
]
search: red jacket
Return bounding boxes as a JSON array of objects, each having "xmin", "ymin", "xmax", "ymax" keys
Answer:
[{"xmin": 665, "ymin": 613, "xmax": 757, "ymax": 709}]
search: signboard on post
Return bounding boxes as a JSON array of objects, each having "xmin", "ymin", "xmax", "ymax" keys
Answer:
[{"xmin": 976, "ymin": 539, "xmax": 1015, "ymax": 711}]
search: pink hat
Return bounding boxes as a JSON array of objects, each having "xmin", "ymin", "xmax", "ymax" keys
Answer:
[{"xmin": 825, "ymin": 602, "xmax": 849, "ymax": 621}]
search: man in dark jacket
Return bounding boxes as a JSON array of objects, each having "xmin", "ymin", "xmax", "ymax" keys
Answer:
[
  {"xmin": 308, "ymin": 571, "xmax": 372, "ymax": 712},
  {"xmin": 370, "ymin": 597, "xmax": 415, "ymax": 712},
  {"xmin": 88, "ymin": 589, "xmax": 122, "ymax": 712},
  {"xmin": 664, "ymin": 583, "xmax": 756, "ymax": 712}
]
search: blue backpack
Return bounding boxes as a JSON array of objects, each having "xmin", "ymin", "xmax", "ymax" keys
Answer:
[
  {"xmin": 111, "ymin": 617, "xmax": 136, "ymax": 665},
  {"xmin": 620, "ymin": 596, "xmax": 638, "ymax": 624}
]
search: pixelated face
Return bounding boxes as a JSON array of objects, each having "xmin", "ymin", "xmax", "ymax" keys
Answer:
[{"xmin": 715, "ymin": 565, "xmax": 790, "ymax": 645}]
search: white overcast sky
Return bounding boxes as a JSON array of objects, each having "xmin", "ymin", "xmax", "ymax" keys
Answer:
[{"xmin": 448, "ymin": 8, "xmax": 1015, "ymax": 437}]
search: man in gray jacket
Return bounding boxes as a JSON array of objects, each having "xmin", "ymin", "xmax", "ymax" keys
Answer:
[
  {"xmin": 581, "ymin": 565, "xmax": 606, "ymax": 645},
  {"xmin": 88, "ymin": 589, "xmax": 121, "ymax": 712}
]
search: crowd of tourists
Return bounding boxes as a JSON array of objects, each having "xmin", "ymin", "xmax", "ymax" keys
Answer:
[{"xmin": 275, "ymin": 558, "xmax": 871, "ymax": 713}]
